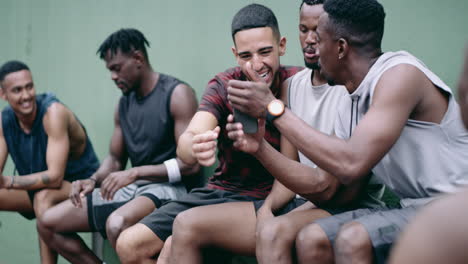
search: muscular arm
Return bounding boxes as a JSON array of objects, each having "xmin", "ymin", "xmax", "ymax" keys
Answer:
[
  {"xmin": 92, "ymin": 104, "xmax": 128, "ymax": 184},
  {"xmin": 131, "ymin": 83, "xmax": 200, "ymax": 181},
  {"xmin": 2, "ymin": 103, "xmax": 73, "ymax": 190},
  {"xmin": 273, "ymin": 65, "xmax": 425, "ymax": 185},
  {"xmin": 261, "ymin": 80, "xmax": 298, "ymax": 211},
  {"xmin": 177, "ymin": 111, "xmax": 219, "ymax": 165}
]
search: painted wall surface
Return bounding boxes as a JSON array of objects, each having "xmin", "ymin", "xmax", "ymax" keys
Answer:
[{"xmin": 0, "ymin": 0, "xmax": 467, "ymax": 263}]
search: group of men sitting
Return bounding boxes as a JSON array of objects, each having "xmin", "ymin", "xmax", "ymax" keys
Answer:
[{"xmin": 1, "ymin": 0, "xmax": 467, "ymax": 263}]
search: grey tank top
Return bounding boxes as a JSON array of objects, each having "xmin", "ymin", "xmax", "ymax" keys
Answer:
[
  {"xmin": 118, "ymin": 73, "xmax": 183, "ymax": 167},
  {"xmin": 335, "ymin": 51, "xmax": 468, "ymax": 206}
]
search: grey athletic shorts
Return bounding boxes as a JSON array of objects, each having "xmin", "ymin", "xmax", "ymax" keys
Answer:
[
  {"xmin": 314, "ymin": 205, "xmax": 421, "ymax": 264},
  {"xmin": 87, "ymin": 182, "xmax": 186, "ymax": 238}
]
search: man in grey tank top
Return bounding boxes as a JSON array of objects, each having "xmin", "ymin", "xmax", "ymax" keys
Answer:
[
  {"xmin": 225, "ymin": 0, "xmax": 468, "ymax": 263},
  {"xmin": 389, "ymin": 48, "xmax": 468, "ymax": 264},
  {"xmin": 37, "ymin": 28, "xmax": 200, "ymax": 264}
]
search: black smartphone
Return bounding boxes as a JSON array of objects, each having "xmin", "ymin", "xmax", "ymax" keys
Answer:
[{"xmin": 234, "ymin": 108, "xmax": 258, "ymax": 134}]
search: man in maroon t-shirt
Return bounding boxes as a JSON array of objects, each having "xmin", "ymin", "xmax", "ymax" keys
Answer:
[{"xmin": 114, "ymin": 4, "xmax": 301, "ymax": 263}]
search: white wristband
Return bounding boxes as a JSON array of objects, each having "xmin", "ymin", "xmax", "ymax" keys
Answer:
[{"xmin": 164, "ymin": 158, "xmax": 181, "ymax": 183}]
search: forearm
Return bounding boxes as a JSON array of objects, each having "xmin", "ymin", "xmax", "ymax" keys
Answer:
[
  {"xmin": 255, "ymin": 140, "xmax": 336, "ymax": 201},
  {"xmin": 133, "ymin": 158, "xmax": 200, "ymax": 183},
  {"xmin": 274, "ymin": 109, "xmax": 362, "ymax": 184},
  {"xmin": 262, "ymin": 180, "xmax": 296, "ymax": 212},
  {"xmin": 176, "ymin": 132, "xmax": 197, "ymax": 165},
  {"xmin": 93, "ymin": 155, "xmax": 123, "ymax": 183},
  {"xmin": 2, "ymin": 171, "xmax": 62, "ymax": 190}
]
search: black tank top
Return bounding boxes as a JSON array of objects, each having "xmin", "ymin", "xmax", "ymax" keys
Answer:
[{"xmin": 118, "ymin": 73, "xmax": 183, "ymax": 167}]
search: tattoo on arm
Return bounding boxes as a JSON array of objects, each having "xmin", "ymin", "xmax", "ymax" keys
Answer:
[
  {"xmin": 41, "ymin": 174, "xmax": 51, "ymax": 185},
  {"xmin": 13, "ymin": 177, "xmax": 39, "ymax": 188}
]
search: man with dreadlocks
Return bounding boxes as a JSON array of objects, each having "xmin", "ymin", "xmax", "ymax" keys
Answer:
[{"xmin": 37, "ymin": 28, "xmax": 200, "ymax": 264}]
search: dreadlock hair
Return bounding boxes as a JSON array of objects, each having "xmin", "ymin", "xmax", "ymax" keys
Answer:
[
  {"xmin": 0, "ymin": 60, "xmax": 30, "ymax": 85},
  {"xmin": 97, "ymin": 28, "xmax": 150, "ymax": 60},
  {"xmin": 231, "ymin": 4, "xmax": 280, "ymax": 42},
  {"xmin": 323, "ymin": 0, "xmax": 385, "ymax": 51},
  {"xmin": 300, "ymin": 0, "xmax": 324, "ymax": 10}
]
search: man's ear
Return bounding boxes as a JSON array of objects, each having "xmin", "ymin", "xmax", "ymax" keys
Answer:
[
  {"xmin": 231, "ymin": 45, "xmax": 238, "ymax": 59},
  {"xmin": 0, "ymin": 87, "xmax": 7, "ymax": 101},
  {"xmin": 132, "ymin": 50, "xmax": 145, "ymax": 68},
  {"xmin": 337, "ymin": 38, "xmax": 349, "ymax": 60},
  {"xmin": 278, "ymin": 36, "xmax": 287, "ymax": 56}
]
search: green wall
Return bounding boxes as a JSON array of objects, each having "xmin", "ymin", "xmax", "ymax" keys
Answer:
[{"xmin": 0, "ymin": 0, "xmax": 466, "ymax": 263}]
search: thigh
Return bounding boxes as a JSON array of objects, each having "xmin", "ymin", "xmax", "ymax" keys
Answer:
[
  {"xmin": 0, "ymin": 188, "xmax": 33, "ymax": 212},
  {"xmin": 42, "ymin": 198, "xmax": 91, "ymax": 232},
  {"xmin": 355, "ymin": 206, "xmax": 420, "ymax": 263},
  {"xmin": 33, "ymin": 180, "xmax": 73, "ymax": 207},
  {"xmin": 271, "ymin": 208, "xmax": 332, "ymax": 237},
  {"xmin": 176, "ymin": 201, "xmax": 258, "ymax": 255},
  {"xmin": 314, "ymin": 207, "xmax": 379, "ymax": 243},
  {"xmin": 111, "ymin": 196, "xmax": 157, "ymax": 225}
]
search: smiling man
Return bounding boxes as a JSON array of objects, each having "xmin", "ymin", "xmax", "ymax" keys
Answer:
[
  {"xmin": 37, "ymin": 28, "xmax": 200, "ymax": 264},
  {"xmin": 0, "ymin": 60, "xmax": 100, "ymax": 263},
  {"xmin": 114, "ymin": 4, "xmax": 301, "ymax": 263}
]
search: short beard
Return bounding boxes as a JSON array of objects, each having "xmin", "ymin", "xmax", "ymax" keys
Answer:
[{"xmin": 305, "ymin": 60, "xmax": 320, "ymax": 70}]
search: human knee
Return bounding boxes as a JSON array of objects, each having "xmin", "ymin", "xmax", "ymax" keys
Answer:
[
  {"xmin": 258, "ymin": 217, "xmax": 294, "ymax": 246},
  {"xmin": 116, "ymin": 226, "xmax": 155, "ymax": 262},
  {"xmin": 106, "ymin": 212, "xmax": 126, "ymax": 238},
  {"xmin": 172, "ymin": 209, "xmax": 203, "ymax": 240},
  {"xmin": 335, "ymin": 222, "xmax": 371, "ymax": 256},
  {"xmin": 296, "ymin": 223, "xmax": 331, "ymax": 260},
  {"xmin": 33, "ymin": 190, "xmax": 55, "ymax": 216}
]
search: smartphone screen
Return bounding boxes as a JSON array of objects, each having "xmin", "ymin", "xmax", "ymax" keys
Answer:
[{"xmin": 234, "ymin": 108, "xmax": 258, "ymax": 134}]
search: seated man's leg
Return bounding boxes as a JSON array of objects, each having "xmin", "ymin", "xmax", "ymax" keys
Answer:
[
  {"xmin": 296, "ymin": 208, "xmax": 377, "ymax": 264},
  {"xmin": 0, "ymin": 188, "xmax": 34, "ymax": 213},
  {"xmin": 32, "ymin": 181, "xmax": 72, "ymax": 264},
  {"xmin": 296, "ymin": 206, "xmax": 419, "ymax": 264},
  {"xmin": 256, "ymin": 206, "xmax": 331, "ymax": 264},
  {"xmin": 335, "ymin": 206, "xmax": 418, "ymax": 264},
  {"xmin": 116, "ymin": 188, "xmax": 259, "ymax": 264},
  {"xmin": 169, "ymin": 201, "xmax": 257, "ymax": 264},
  {"xmin": 38, "ymin": 190, "xmax": 101, "ymax": 264},
  {"xmin": 106, "ymin": 182, "xmax": 185, "ymax": 248},
  {"xmin": 106, "ymin": 195, "xmax": 157, "ymax": 248}
]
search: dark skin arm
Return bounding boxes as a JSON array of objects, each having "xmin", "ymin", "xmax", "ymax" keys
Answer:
[
  {"xmin": 0, "ymin": 103, "xmax": 72, "ymax": 190},
  {"xmin": 70, "ymin": 103, "xmax": 127, "ymax": 206},
  {"xmin": 229, "ymin": 64, "xmax": 437, "ymax": 187},
  {"xmin": 99, "ymin": 83, "xmax": 200, "ymax": 200}
]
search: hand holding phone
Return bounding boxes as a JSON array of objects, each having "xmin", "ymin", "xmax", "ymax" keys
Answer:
[{"xmin": 234, "ymin": 108, "xmax": 258, "ymax": 134}]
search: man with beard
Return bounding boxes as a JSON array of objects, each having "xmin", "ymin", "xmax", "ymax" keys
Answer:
[
  {"xmin": 37, "ymin": 28, "xmax": 200, "ymax": 264},
  {"xmin": 114, "ymin": 4, "xmax": 302, "ymax": 263},
  {"xmin": 161, "ymin": 1, "xmax": 366, "ymax": 263},
  {"xmin": 226, "ymin": 0, "xmax": 468, "ymax": 263}
]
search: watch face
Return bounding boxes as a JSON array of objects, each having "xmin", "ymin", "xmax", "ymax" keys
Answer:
[{"xmin": 268, "ymin": 100, "xmax": 284, "ymax": 116}]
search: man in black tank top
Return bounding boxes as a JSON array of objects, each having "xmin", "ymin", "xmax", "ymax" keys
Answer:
[
  {"xmin": 0, "ymin": 61, "xmax": 99, "ymax": 263},
  {"xmin": 37, "ymin": 28, "xmax": 200, "ymax": 264}
]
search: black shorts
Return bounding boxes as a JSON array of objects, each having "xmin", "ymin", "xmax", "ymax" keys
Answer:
[
  {"xmin": 253, "ymin": 197, "xmax": 309, "ymax": 215},
  {"xmin": 139, "ymin": 187, "xmax": 262, "ymax": 241}
]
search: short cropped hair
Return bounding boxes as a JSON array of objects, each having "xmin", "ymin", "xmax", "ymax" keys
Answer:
[
  {"xmin": 300, "ymin": 0, "xmax": 324, "ymax": 10},
  {"xmin": 231, "ymin": 4, "xmax": 280, "ymax": 42},
  {"xmin": 323, "ymin": 0, "xmax": 385, "ymax": 50},
  {"xmin": 0, "ymin": 60, "xmax": 30, "ymax": 83},
  {"xmin": 97, "ymin": 28, "xmax": 150, "ymax": 60}
]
